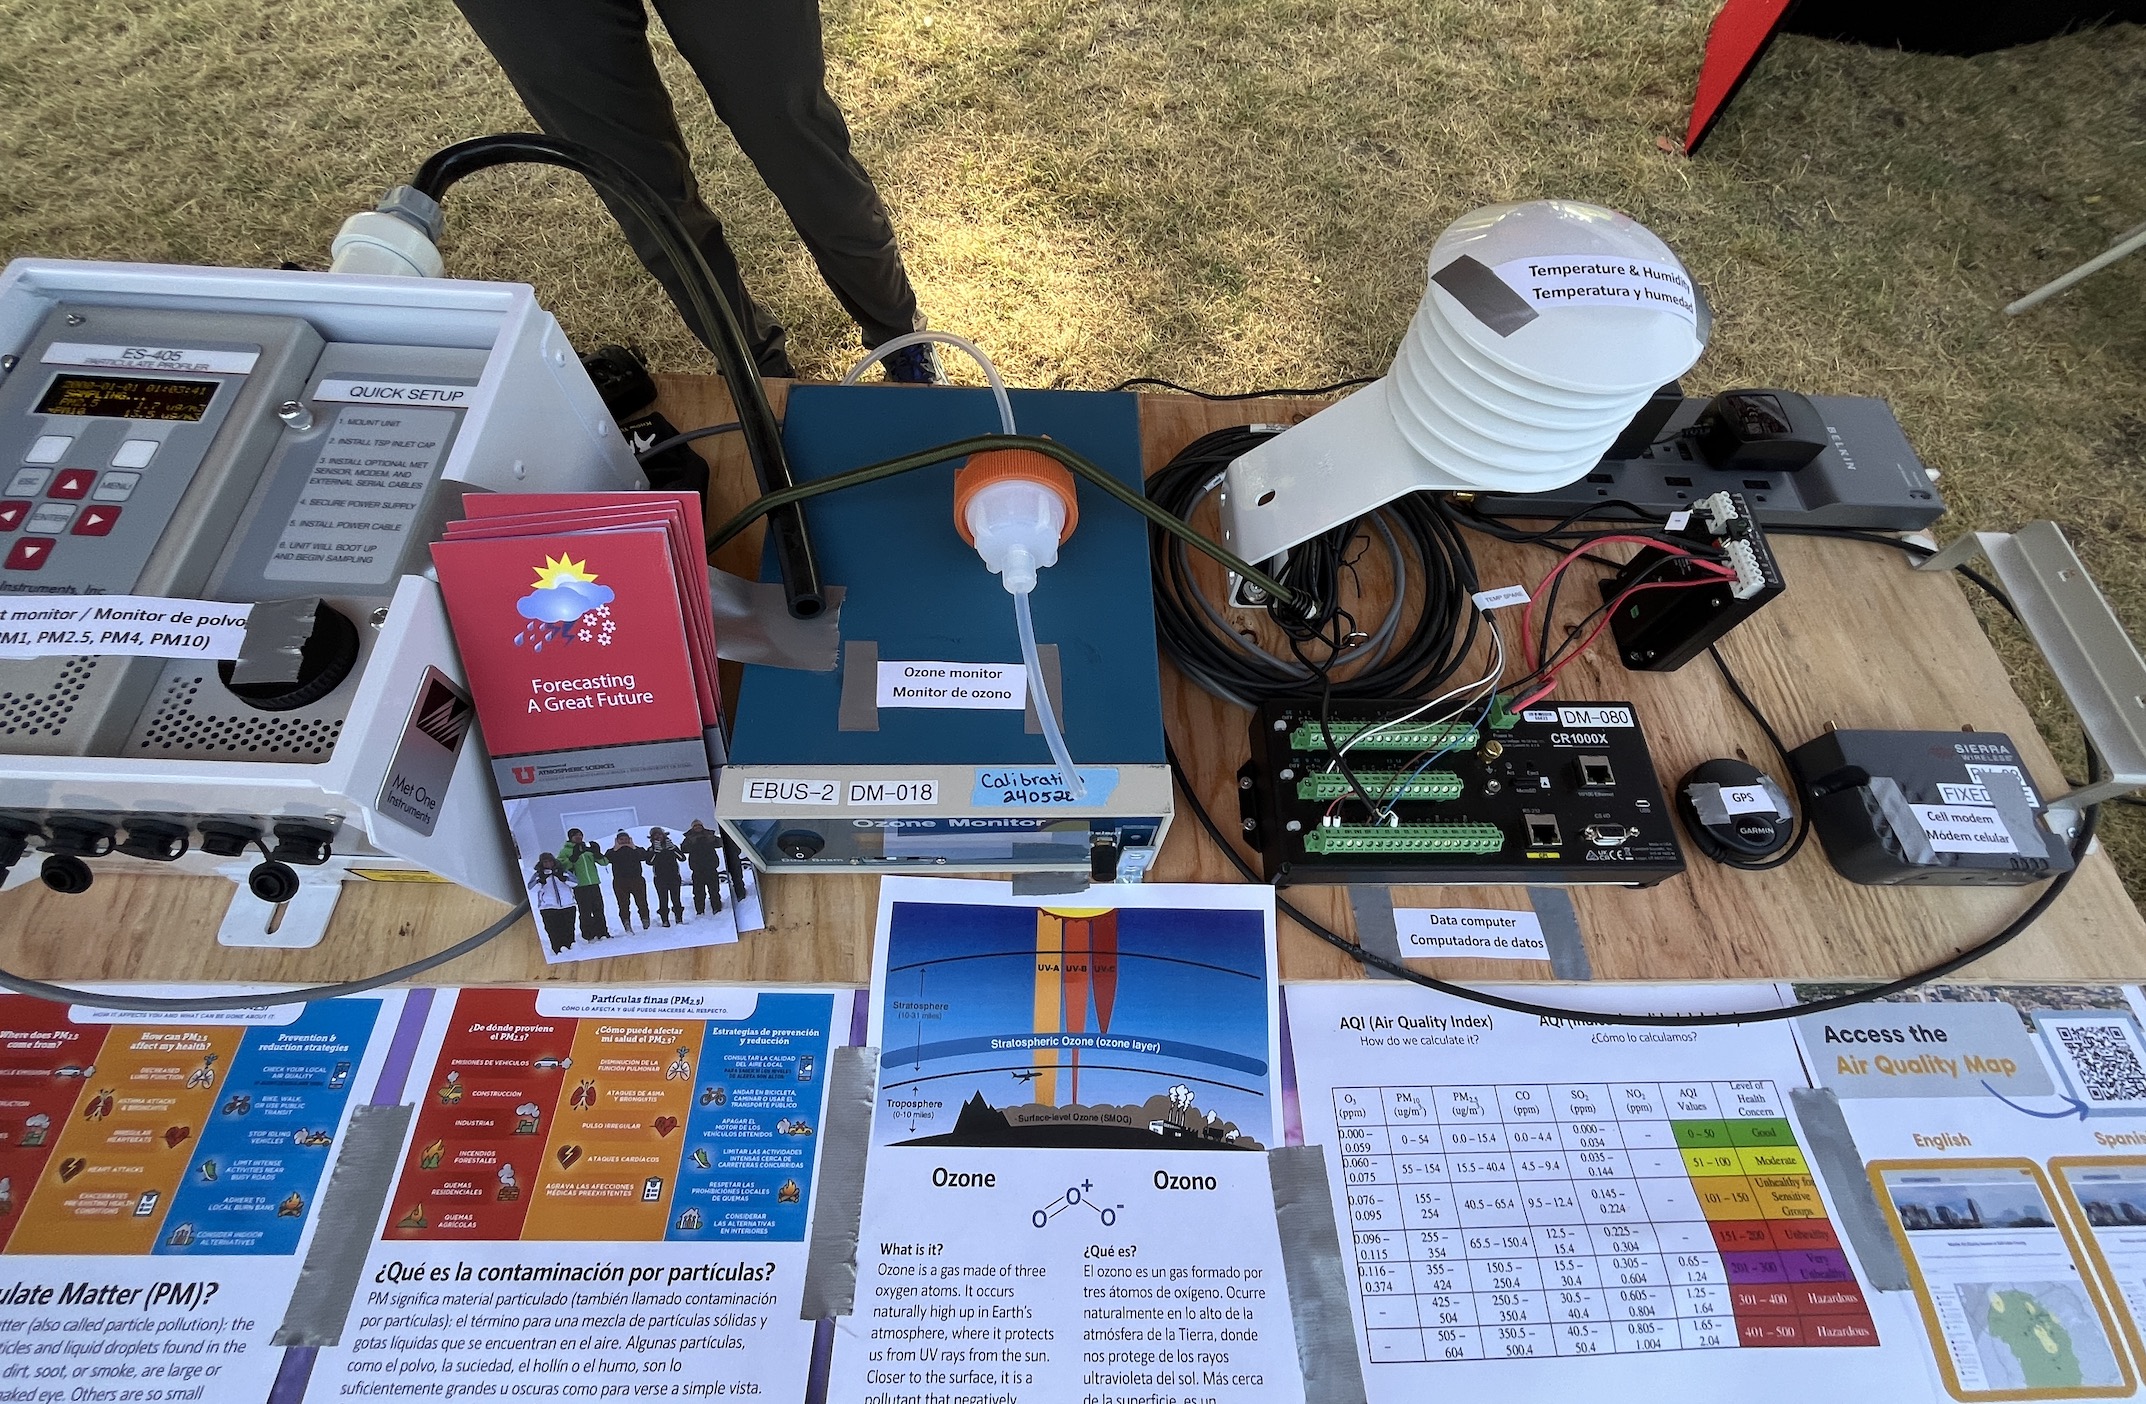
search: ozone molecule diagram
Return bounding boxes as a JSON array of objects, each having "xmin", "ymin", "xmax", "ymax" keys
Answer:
[{"xmin": 1033, "ymin": 1178, "xmax": 1122, "ymax": 1229}]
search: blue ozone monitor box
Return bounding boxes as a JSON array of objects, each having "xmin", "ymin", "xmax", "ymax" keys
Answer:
[{"xmin": 717, "ymin": 384, "xmax": 1171, "ymax": 879}]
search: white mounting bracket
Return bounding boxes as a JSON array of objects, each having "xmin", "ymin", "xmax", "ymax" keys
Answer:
[
  {"xmin": 1919, "ymin": 520, "xmax": 2146, "ymax": 838},
  {"xmin": 213, "ymin": 861, "xmax": 346, "ymax": 949}
]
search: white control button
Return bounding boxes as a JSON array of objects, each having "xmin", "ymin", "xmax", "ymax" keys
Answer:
[
  {"xmin": 7, "ymin": 468, "xmax": 52, "ymax": 497},
  {"xmin": 92, "ymin": 471, "xmax": 141, "ymax": 503},
  {"xmin": 25, "ymin": 503, "xmax": 75, "ymax": 535},
  {"xmin": 25, "ymin": 435, "xmax": 72, "ymax": 465},
  {"xmin": 110, "ymin": 439, "xmax": 159, "ymax": 469}
]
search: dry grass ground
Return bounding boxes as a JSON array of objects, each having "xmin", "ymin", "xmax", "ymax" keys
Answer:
[{"xmin": 1, "ymin": 0, "xmax": 2142, "ymax": 895}]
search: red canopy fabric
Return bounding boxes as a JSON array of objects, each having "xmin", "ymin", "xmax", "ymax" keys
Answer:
[{"xmin": 1686, "ymin": 0, "xmax": 1795, "ymax": 153}]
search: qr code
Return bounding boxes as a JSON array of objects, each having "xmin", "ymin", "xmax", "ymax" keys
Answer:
[{"xmin": 2055, "ymin": 1022, "xmax": 2146, "ymax": 1104}]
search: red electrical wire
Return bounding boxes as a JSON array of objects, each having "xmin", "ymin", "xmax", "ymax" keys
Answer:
[
  {"xmin": 1512, "ymin": 540, "xmax": 1738, "ymax": 712},
  {"xmin": 1517, "ymin": 534, "xmax": 1730, "ymax": 666}
]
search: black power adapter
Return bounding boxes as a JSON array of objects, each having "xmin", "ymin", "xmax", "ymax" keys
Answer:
[{"xmin": 1605, "ymin": 491, "xmax": 1785, "ymax": 672}]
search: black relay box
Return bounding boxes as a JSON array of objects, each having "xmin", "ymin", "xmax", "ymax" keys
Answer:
[
  {"xmin": 1789, "ymin": 728, "xmax": 2074, "ymax": 886},
  {"xmin": 1239, "ymin": 699, "xmax": 1685, "ymax": 886}
]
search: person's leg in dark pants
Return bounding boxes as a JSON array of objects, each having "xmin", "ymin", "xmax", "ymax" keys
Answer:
[
  {"xmin": 655, "ymin": 876, "xmax": 683, "ymax": 924},
  {"xmin": 654, "ymin": 0, "xmax": 921, "ymax": 350},
  {"xmin": 542, "ymin": 907, "xmax": 578, "ymax": 953},
  {"xmin": 452, "ymin": 0, "xmax": 795, "ymax": 374},
  {"xmin": 575, "ymin": 884, "xmax": 610, "ymax": 943}
]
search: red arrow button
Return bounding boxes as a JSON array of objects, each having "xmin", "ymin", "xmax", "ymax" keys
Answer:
[
  {"xmin": 0, "ymin": 501, "xmax": 28, "ymax": 532},
  {"xmin": 71, "ymin": 506, "xmax": 120, "ymax": 537},
  {"xmin": 48, "ymin": 469, "xmax": 97, "ymax": 500},
  {"xmin": 6, "ymin": 538, "xmax": 51, "ymax": 570}
]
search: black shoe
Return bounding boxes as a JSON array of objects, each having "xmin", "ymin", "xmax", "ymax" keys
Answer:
[{"xmin": 879, "ymin": 341, "xmax": 946, "ymax": 384}]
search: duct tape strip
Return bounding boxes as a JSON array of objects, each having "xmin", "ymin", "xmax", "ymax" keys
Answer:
[
  {"xmin": 1525, "ymin": 887, "xmax": 1594, "ymax": 981},
  {"xmin": 1347, "ymin": 887, "xmax": 1404, "ymax": 982},
  {"xmin": 1267, "ymin": 1146, "xmax": 1370, "ymax": 1404},
  {"xmin": 1021, "ymin": 644, "xmax": 1064, "ymax": 736},
  {"xmin": 1012, "ymin": 870, "xmax": 1092, "ymax": 897},
  {"xmin": 838, "ymin": 640, "xmax": 880, "ymax": 732},
  {"xmin": 709, "ymin": 568, "xmax": 845, "ymax": 671},
  {"xmin": 1430, "ymin": 255, "xmax": 1540, "ymax": 338},
  {"xmin": 229, "ymin": 595, "xmax": 320, "ymax": 684},
  {"xmin": 801, "ymin": 1045, "xmax": 880, "ymax": 1319},
  {"xmin": 1788, "ymin": 1087, "xmax": 1908, "ymax": 1291},
  {"xmin": 272, "ymin": 1103, "xmax": 414, "ymax": 1345}
]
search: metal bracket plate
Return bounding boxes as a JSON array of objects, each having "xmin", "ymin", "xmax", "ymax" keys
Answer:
[{"xmin": 1919, "ymin": 521, "xmax": 2146, "ymax": 831}]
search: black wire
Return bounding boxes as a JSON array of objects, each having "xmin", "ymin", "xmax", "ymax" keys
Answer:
[
  {"xmin": 1107, "ymin": 375, "xmax": 1375, "ymax": 400},
  {"xmin": 1166, "ymin": 734, "xmax": 2097, "ymax": 1028},
  {"xmin": 409, "ymin": 133, "xmax": 822, "ymax": 619},
  {"xmin": 0, "ymin": 903, "xmax": 531, "ymax": 1012},
  {"xmin": 1705, "ymin": 645, "xmax": 1812, "ymax": 872},
  {"xmin": 1161, "ymin": 525, "xmax": 2108, "ymax": 1025},
  {"xmin": 636, "ymin": 420, "xmax": 740, "ymax": 462},
  {"xmin": 1146, "ymin": 425, "xmax": 1481, "ymax": 710}
]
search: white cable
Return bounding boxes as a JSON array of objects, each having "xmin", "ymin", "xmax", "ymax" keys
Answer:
[
  {"xmin": 842, "ymin": 331, "xmax": 1017, "ymax": 435},
  {"xmin": 1014, "ymin": 589, "xmax": 1086, "ymax": 801},
  {"xmin": 1333, "ymin": 613, "xmax": 1505, "ymax": 767}
]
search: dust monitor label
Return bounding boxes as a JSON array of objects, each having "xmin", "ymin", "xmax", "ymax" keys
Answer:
[{"xmin": 0, "ymin": 595, "xmax": 250, "ymax": 660}]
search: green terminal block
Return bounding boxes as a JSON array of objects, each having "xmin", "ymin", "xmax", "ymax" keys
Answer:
[
  {"xmin": 1295, "ymin": 770, "xmax": 1465, "ymax": 802},
  {"xmin": 1302, "ymin": 822, "xmax": 1506, "ymax": 855},
  {"xmin": 1288, "ymin": 721, "xmax": 1481, "ymax": 753}
]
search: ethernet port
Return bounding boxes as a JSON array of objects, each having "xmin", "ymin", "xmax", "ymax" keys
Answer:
[
  {"xmin": 1523, "ymin": 812, "xmax": 1562, "ymax": 847},
  {"xmin": 1577, "ymin": 755, "xmax": 1615, "ymax": 787}
]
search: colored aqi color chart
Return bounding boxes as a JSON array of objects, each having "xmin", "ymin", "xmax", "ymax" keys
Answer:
[
  {"xmin": 1335, "ymin": 1079, "xmax": 1877, "ymax": 1361},
  {"xmin": 384, "ymin": 988, "xmax": 831, "ymax": 1243}
]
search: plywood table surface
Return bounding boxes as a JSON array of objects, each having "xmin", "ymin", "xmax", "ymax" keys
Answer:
[{"xmin": 0, "ymin": 374, "xmax": 2137, "ymax": 992}]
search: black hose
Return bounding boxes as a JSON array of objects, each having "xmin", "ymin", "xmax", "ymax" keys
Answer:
[{"xmin": 411, "ymin": 133, "xmax": 825, "ymax": 619}]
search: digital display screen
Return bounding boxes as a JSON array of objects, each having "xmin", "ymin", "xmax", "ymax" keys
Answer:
[{"xmin": 34, "ymin": 374, "xmax": 217, "ymax": 421}]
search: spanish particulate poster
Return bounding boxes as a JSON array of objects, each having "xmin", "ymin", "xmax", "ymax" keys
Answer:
[
  {"xmin": 830, "ymin": 878, "xmax": 1306, "ymax": 1404},
  {"xmin": 298, "ymin": 985, "xmax": 845, "ymax": 1403},
  {"xmin": 0, "ymin": 988, "xmax": 406, "ymax": 1404}
]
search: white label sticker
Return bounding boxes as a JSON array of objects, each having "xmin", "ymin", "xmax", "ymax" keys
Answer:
[
  {"xmin": 1491, "ymin": 257, "xmax": 1699, "ymax": 326},
  {"xmin": 1909, "ymin": 803, "xmax": 2020, "ymax": 855},
  {"xmin": 845, "ymin": 778, "xmax": 939, "ymax": 806},
  {"xmin": 1395, "ymin": 907, "xmax": 1551, "ymax": 961},
  {"xmin": 0, "ymin": 595, "xmax": 251, "ymax": 660},
  {"xmin": 1720, "ymin": 785, "xmax": 1777, "ymax": 816},
  {"xmin": 311, "ymin": 378, "xmax": 474, "ymax": 407},
  {"xmin": 1665, "ymin": 510, "xmax": 1693, "ymax": 531},
  {"xmin": 877, "ymin": 660, "xmax": 1028, "ymax": 711},
  {"xmin": 740, "ymin": 777, "xmax": 840, "ymax": 806},
  {"xmin": 1937, "ymin": 783, "xmax": 1993, "ymax": 806},
  {"xmin": 42, "ymin": 341, "xmax": 258, "ymax": 375},
  {"xmin": 1521, "ymin": 709, "xmax": 1558, "ymax": 723},
  {"xmin": 1965, "ymin": 763, "xmax": 2040, "ymax": 809},
  {"xmin": 1556, "ymin": 705, "xmax": 1635, "ymax": 728},
  {"xmin": 1472, "ymin": 584, "xmax": 1531, "ymax": 611},
  {"xmin": 264, "ymin": 404, "xmax": 453, "ymax": 585}
]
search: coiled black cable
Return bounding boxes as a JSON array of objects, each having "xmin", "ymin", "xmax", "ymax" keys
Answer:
[{"xmin": 1146, "ymin": 426, "xmax": 1483, "ymax": 709}]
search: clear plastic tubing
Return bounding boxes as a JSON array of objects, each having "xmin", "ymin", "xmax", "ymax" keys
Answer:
[
  {"xmin": 841, "ymin": 330, "xmax": 1017, "ymax": 436},
  {"xmin": 1013, "ymin": 588, "xmax": 1084, "ymax": 800}
]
